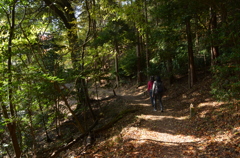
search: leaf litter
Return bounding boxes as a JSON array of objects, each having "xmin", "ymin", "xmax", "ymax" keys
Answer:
[{"xmin": 62, "ymin": 74, "xmax": 239, "ymax": 158}]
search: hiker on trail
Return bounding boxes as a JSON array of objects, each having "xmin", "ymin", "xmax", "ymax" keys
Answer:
[
  {"xmin": 152, "ymin": 76, "xmax": 164, "ymax": 112},
  {"xmin": 147, "ymin": 76, "xmax": 155, "ymax": 107}
]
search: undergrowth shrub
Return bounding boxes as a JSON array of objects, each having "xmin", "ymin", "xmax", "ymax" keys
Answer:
[{"xmin": 211, "ymin": 48, "xmax": 240, "ymax": 101}]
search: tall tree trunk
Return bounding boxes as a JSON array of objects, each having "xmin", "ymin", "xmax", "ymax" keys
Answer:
[
  {"xmin": 144, "ymin": 0, "xmax": 150, "ymax": 78},
  {"xmin": 136, "ymin": 31, "xmax": 142, "ymax": 86},
  {"xmin": 210, "ymin": 7, "xmax": 219, "ymax": 65},
  {"xmin": 114, "ymin": 40, "xmax": 120, "ymax": 87},
  {"xmin": 44, "ymin": 0, "xmax": 94, "ymax": 122},
  {"xmin": 82, "ymin": 0, "xmax": 96, "ymax": 121},
  {"xmin": 185, "ymin": 17, "xmax": 197, "ymax": 88},
  {"xmin": 55, "ymin": 97, "xmax": 61, "ymax": 138},
  {"xmin": 3, "ymin": 2, "xmax": 22, "ymax": 157},
  {"xmin": 43, "ymin": 0, "xmax": 79, "ymax": 68},
  {"xmin": 26, "ymin": 86, "xmax": 37, "ymax": 156}
]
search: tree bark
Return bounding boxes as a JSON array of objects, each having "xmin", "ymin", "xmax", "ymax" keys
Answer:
[
  {"xmin": 114, "ymin": 40, "xmax": 120, "ymax": 87},
  {"xmin": 82, "ymin": 0, "xmax": 96, "ymax": 121},
  {"xmin": 44, "ymin": 0, "xmax": 94, "ymax": 121},
  {"xmin": 3, "ymin": 1, "xmax": 22, "ymax": 157},
  {"xmin": 210, "ymin": 7, "xmax": 219, "ymax": 65},
  {"xmin": 144, "ymin": 0, "xmax": 150, "ymax": 78},
  {"xmin": 185, "ymin": 17, "xmax": 197, "ymax": 88},
  {"xmin": 136, "ymin": 31, "xmax": 143, "ymax": 86},
  {"xmin": 43, "ymin": 0, "xmax": 79, "ymax": 67}
]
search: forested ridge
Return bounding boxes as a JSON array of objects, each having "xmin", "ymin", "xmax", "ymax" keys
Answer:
[{"xmin": 0, "ymin": 0, "xmax": 239, "ymax": 157}]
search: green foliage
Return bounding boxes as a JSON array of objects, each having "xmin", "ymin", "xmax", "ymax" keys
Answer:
[
  {"xmin": 0, "ymin": 119, "xmax": 7, "ymax": 133},
  {"xmin": 211, "ymin": 49, "xmax": 240, "ymax": 101},
  {"xmin": 119, "ymin": 48, "xmax": 137, "ymax": 77},
  {"xmin": 147, "ymin": 61, "xmax": 166, "ymax": 77},
  {"xmin": 173, "ymin": 51, "xmax": 189, "ymax": 74},
  {"xmin": 93, "ymin": 19, "xmax": 134, "ymax": 47}
]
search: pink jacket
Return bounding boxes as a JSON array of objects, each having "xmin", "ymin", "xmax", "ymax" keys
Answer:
[{"xmin": 147, "ymin": 81, "xmax": 154, "ymax": 92}]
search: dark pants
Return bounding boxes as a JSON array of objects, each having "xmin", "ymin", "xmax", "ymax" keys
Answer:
[
  {"xmin": 149, "ymin": 90, "xmax": 154, "ymax": 107},
  {"xmin": 153, "ymin": 93, "xmax": 163, "ymax": 111}
]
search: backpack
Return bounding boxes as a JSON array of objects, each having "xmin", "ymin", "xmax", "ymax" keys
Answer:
[{"xmin": 154, "ymin": 81, "xmax": 164, "ymax": 94}]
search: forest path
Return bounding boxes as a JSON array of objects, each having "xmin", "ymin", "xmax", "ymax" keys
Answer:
[
  {"xmin": 77, "ymin": 77, "xmax": 239, "ymax": 158},
  {"xmin": 114, "ymin": 85, "xmax": 204, "ymax": 157}
]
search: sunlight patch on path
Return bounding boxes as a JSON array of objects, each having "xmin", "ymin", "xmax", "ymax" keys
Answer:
[
  {"xmin": 198, "ymin": 101, "xmax": 225, "ymax": 107},
  {"xmin": 119, "ymin": 84, "xmax": 202, "ymax": 147},
  {"xmin": 132, "ymin": 103, "xmax": 150, "ymax": 106},
  {"xmin": 137, "ymin": 114, "xmax": 188, "ymax": 121},
  {"xmin": 121, "ymin": 113, "xmax": 200, "ymax": 145},
  {"xmin": 122, "ymin": 127, "xmax": 200, "ymax": 144}
]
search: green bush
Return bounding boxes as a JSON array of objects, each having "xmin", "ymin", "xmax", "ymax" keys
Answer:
[
  {"xmin": 119, "ymin": 49, "xmax": 138, "ymax": 77},
  {"xmin": 211, "ymin": 48, "xmax": 240, "ymax": 101}
]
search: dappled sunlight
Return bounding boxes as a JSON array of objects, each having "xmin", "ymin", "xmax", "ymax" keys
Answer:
[
  {"xmin": 134, "ymin": 103, "xmax": 150, "ymax": 106},
  {"xmin": 70, "ymin": 77, "xmax": 238, "ymax": 157},
  {"xmin": 140, "ymin": 115, "xmax": 166, "ymax": 120},
  {"xmin": 118, "ymin": 112, "xmax": 203, "ymax": 145},
  {"xmin": 176, "ymin": 116, "xmax": 189, "ymax": 120},
  {"xmin": 198, "ymin": 101, "xmax": 226, "ymax": 118},
  {"xmin": 76, "ymin": 75, "xmax": 239, "ymax": 158},
  {"xmin": 89, "ymin": 88, "xmax": 114, "ymax": 100},
  {"xmin": 138, "ymin": 114, "xmax": 176, "ymax": 121},
  {"xmin": 214, "ymin": 130, "xmax": 232, "ymax": 143},
  {"xmin": 137, "ymin": 114, "xmax": 188, "ymax": 121},
  {"xmin": 198, "ymin": 101, "xmax": 225, "ymax": 107},
  {"xmin": 121, "ymin": 126, "xmax": 201, "ymax": 144}
]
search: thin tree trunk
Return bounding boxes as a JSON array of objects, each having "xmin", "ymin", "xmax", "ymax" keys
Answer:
[
  {"xmin": 114, "ymin": 40, "xmax": 120, "ymax": 87},
  {"xmin": 4, "ymin": 1, "xmax": 22, "ymax": 157},
  {"xmin": 144, "ymin": 0, "xmax": 150, "ymax": 78},
  {"xmin": 55, "ymin": 97, "xmax": 61, "ymax": 138},
  {"xmin": 82, "ymin": 0, "xmax": 96, "ymax": 121},
  {"xmin": 38, "ymin": 100, "xmax": 52, "ymax": 142},
  {"xmin": 186, "ymin": 17, "xmax": 197, "ymax": 88},
  {"xmin": 54, "ymin": 82, "xmax": 85, "ymax": 133},
  {"xmin": 26, "ymin": 87, "xmax": 37, "ymax": 157},
  {"xmin": 210, "ymin": 7, "xmax": 219, "ymax": 65},
  {"xmin": 44, "ymin": 0, "xmax": 95, "ymax": 122},
  {"xmin": 136, "ymin": 30, "xmax": 142, "ymax": 86}
]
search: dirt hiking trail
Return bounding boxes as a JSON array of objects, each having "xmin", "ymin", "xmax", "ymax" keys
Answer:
[
  {"xmin": 110, "ymin": 85, "xmax": 203, "ymax": 157},
  {"xmin": 63, "ymin": 75, "xmax": 239, "ymax": 158}
]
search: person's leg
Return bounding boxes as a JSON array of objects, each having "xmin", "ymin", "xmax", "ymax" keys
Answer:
[
  {"xmin": 149, "ymin": 90, "xmax": 154, "ymax": 107},
  {"xmin": 153, "ymin": 95, "xmax": 157, "ymax": 111},
  {"xmin": 159, "ymin": 94, "xmax": 163, "ymax": 112}
]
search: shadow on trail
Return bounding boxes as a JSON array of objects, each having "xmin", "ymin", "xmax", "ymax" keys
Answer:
[
  {"xmin": 112, "ymin": 138, "xmax": 200, "ymax": 157},
  {"xmin": 121, "ymin": 92, "xmax": 195, "ymax": 135},
  {"xmin": 116, "ymin": 89, "xmax": 239, "ymax": 157}
]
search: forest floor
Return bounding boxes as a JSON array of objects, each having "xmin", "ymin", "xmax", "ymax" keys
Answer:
[{"xmin": 57, "ymin": 73, "xmax": 240, "ymax": 158}]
